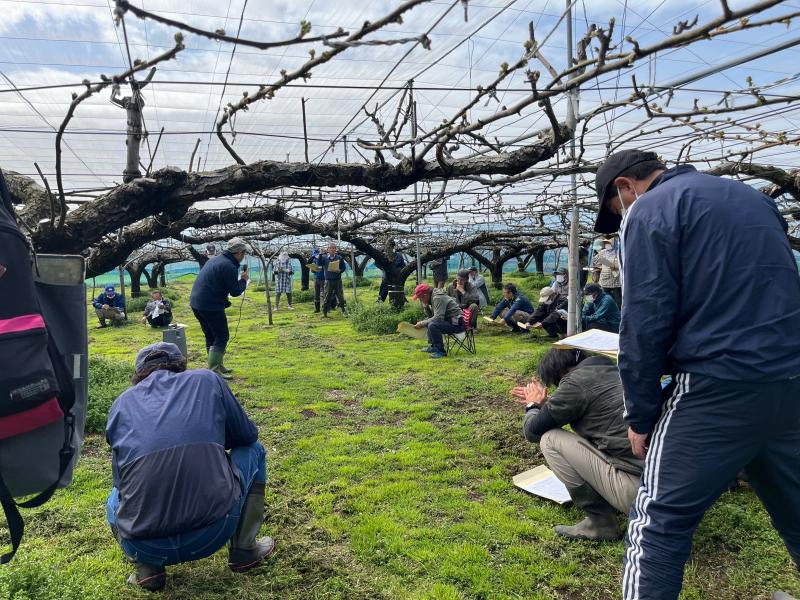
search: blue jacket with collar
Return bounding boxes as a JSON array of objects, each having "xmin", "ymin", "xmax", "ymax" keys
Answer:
[
  {"xmin": 317, "ymin": 252, "xmax": 347, "ymax": 281},
  {"xmin": 619, "ymin": 164, "xmax": 800, "ymax": 434},
  {"xmin": 582, "ymin": 292, "xmax": 620, "ymax": 331},
  {"xmin": 93, "ymin": 292, "xmax": 125, "ymax": 311},
  {"xmin": 189, "ymin": 252, "xmax": 247, "ymax": 311},
  {"xmin": 490, "ymin": 292, "xmax": 534, "ymax": 323}
]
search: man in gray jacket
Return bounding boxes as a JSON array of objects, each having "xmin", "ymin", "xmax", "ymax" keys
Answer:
[
  {"xmin": 412, "ymin": 283, "xmax": 464, "ymax": 359},
  {"xmin": 512, "ymin": 348, "xmax": 643, "ymax": 541}
]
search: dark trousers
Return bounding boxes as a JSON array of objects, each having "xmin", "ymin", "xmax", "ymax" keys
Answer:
[
  {"xmin": 378, "ymin": 279, "xmax": 389, "ymax": 302},
  {"xmin": 427, "ymin": 320, "xmax": 464, "ymax": 352},
  {"xmin": 314, "ymin": 279, "xmax": 324, "ymax": 311},
  {"xmin": 107, "ymin": 442, "xmax": 266, "ymax": 567},
  {"xmin": 323, "ymin": 279, "xmax": 346, "ymax": 314},
  {"xmin": 623, "ymin": 374, "xmax": 800, "ymax": 600},
  {"xmin": 607, "ymin": 286, "xmax": 622, "ymax": 310},
  {"xmin": 192, "ymin": 308, "xmax": 229, "ymax": 353},
  {"xmin": 541, "ymin": 313, "xmax": 567, "ymax": 338},
  {"xmin": 146, "ymin": 313, "xmax": 172, "ymax": 328}
]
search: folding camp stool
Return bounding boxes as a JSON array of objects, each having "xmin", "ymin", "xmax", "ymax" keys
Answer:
[{"xmin": 445, "ymin": 309, "xmax": 476, "ymax": 356}]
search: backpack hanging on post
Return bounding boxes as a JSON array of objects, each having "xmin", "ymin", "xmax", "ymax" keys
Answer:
[{"xmin": 0, "ymin": 169, "xmax": 86, "ymax": 563}]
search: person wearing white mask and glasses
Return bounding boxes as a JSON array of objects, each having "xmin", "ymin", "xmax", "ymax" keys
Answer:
[{"xmin": 551, "ymin": 267, "xmax": 569, "ymax": 297}]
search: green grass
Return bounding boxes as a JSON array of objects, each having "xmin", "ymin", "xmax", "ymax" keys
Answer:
[{"xmin": 2, "ymin": 277, "xmax": 797, "ymax": 599}]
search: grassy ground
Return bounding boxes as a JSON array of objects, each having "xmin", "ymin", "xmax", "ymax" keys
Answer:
[{"xmin": 1, "ymin": 275, "xmax": 797, "ymax": 600}]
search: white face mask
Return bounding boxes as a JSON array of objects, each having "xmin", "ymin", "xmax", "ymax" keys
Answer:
[
  {"xmin": 555, "ymin": 275, "xmax": 565, "ymax": 283},
  {"xmin": 616, "ymin": 185, "xmax": 641, "ymax": 220},
  {"xmin": 604, "ymin": 244, "xmax": 612, "ymax": 250},
  {"xmin": 586, "ymin": 295, "xmax": 595, "ymax": 303},
  {"xmin": 542, "ymin": 298, "xmax": 552, "ymax": 305}
]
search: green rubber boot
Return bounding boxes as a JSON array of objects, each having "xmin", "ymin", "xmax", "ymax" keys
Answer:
[{"xmin": 208, "ymin": 349, "xmax": 232, "ymax": 380}]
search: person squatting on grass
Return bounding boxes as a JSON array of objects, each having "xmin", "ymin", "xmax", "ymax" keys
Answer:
[
  {"xmin": 522, "ymin": 286, "xmax": 567, "ymax": 338},
  {"xmin": 93, "ymin": 285, "xmax": 126, "ymax": 328},
  {"xmin": 189, "ymin": 237, "xmax": 250, "ymax": 380},
  {"xmin": 581, "ymin": 283, "xmax": 620, "ymax": 333},
  {"xmin": 412, "ymin": 283, "xmax": 464, "ymax": 359},
  {"xmin": 105, "ymin": 342, "xmax": 275, "ymax": 592},
  {"xmin": 513, "ymin": 348, "xmax": 643, "ymax": 541},
  {"xmin": 490, "ymin": 283, "xmax": 534, "ymax": 332},
  {"xmin": 594, "ymin": 149, "xmax": 800, "ymax": 600},
  {"xmin": 273, "ymin": 251, "xmax": 294, "ymax": 310},
  {"xmin": 140, "ymin": 289, "xmax": 172, "ymax": 328}
]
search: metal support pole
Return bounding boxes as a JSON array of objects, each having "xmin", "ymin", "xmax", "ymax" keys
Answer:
[
  {"xmin": 343, "ymin": 136, "xmax": 358, "ymax": 303},
  {"xmin": 410, "ymin": 80, "xmax": 423, "ymax": 284},
  {"xmin": 566, "ymin": 0, "xmax": 580, "ymax": 336}
]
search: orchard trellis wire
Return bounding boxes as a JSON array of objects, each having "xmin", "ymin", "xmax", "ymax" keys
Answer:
[{"xmin": 0, "ymin": 0, "xmax": 799, "ymax": 300}]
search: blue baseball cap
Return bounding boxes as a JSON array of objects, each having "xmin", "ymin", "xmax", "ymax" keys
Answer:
[
  {"xmin": 134, "ymin": 342, "xmax": 184, "ymax": 373},
  {"xmin": 104, "ymin": 285, "xmax": 115, "ymax": 293}
]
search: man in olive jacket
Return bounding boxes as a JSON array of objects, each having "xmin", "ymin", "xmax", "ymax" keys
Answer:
[
  {"xmin": 412, "ymin": 283, "xmax": 464, "ymax": 359},
  {"xmin": 512, "ymin": 349, "xmax": 643, "ymax": 541}
]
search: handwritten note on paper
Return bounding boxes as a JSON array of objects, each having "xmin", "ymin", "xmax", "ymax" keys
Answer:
[{"xmin": 513, "ymin": 465, "xmax": 571, "ymax": 504}]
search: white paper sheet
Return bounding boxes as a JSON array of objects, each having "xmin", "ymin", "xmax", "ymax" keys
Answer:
[
  {"xmin": 553, "ymin": 329, "xmax": 619, "ymax": 358},
  {"xmin": 513, "ymin": 465, "xmax": 571, "ymax": 504}
]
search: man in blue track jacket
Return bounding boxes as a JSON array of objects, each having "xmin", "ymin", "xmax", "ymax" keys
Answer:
[{"xmin": 594, "ymin": 149, "xmax": 800, "ymax": 600}]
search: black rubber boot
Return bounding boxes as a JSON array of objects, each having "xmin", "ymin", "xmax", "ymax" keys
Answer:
[
  {"xmin": 127, "ymin": 562, "xmax": 166, "ymax": 592},
  {"xmin": 228, "ymin": 482, "xmax": 276, "ymax": 573},
  {"xmin": 554, "ymin": 483, "xmax": 622, "ymax": 541},
  {"xmin": 314, "ymin": 301, "xmax": 320, "ymax": 313}
]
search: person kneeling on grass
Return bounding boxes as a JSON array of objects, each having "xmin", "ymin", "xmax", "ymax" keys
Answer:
[
  {"xmin": 93, "ymin": 285, "xmax": 126, "ymax": 328},
  {"xmin": 105, "ymin": 342, "xmax": 275, "ymax": 592},
  {"xmin": 521, "ymin": 287, "xmax": 567, "ymax": 338},
  {"xmin": 141, "ymin": 289, "xmax": 172, "ymax": 328},
  {"xmin": 511, "ymin": 348, "xmax": 643, "ymax": 541},
  {"xmin": 412, "ymin": 283, "xmax": 464, "ymax": 359}
]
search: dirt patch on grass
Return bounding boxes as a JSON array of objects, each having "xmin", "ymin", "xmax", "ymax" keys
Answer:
[{"xmin": 301, "ymin": 409, "xmax": 318, "ymax": 419}]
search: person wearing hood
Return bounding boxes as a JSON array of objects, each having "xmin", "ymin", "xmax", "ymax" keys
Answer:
[
  {"xmin": 412, "ymin": 283, "xmax": 464, "ymax": 359},
  {"xmin": 522, "ymin": 286, "xmax": 567, "ymax": 338},
  {"xmin": 594, "ymin": 148, "xmax": 800, "ymax": 600},
  {"xmin": 189, "ymin": 237, "xmax": 250, "ymax": 379},
  {"xmin": 581, "ymin": 283, "xmax": 620, "ymax": 333},
  {"xmin": 93, "ymin": 285, "xmax": 127, "ymax": 328},
  {"xmin": 272, "ymin": 251, "xmax": 294, "ymax": 310}
]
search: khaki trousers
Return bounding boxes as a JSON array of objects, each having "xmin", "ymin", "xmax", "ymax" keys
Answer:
[{"xmin": 540, "ymin": 428, "xmax": 640, "ymax": 513}]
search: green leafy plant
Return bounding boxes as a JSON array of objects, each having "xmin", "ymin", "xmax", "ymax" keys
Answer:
[
  {"xmin": 85, "ymin": 356, "xmax": 132, "ymax": 434},
  {"xmin": 349, "ymin": 302, "xmax": 425, "ymax": 335}
]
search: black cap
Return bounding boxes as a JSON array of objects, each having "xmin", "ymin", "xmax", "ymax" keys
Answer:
[
  {"xmin": 594, "ymin": 149, "xmax": 659, "ymax": 234},
  {"xmin": 583, "ymin": 283, "xmax": 602, "ymax": 296}
]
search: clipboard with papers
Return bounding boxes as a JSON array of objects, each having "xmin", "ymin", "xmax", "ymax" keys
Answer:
[
  {"xmin": 552, "ymin": 329, "xmax": 619, "ymax": 359},
  {"xmin": 513, "ymin": 465, "xmax": 571, "ymax": 504},
  {"xmin": 327, "ymin": 259, "xmax": 342, "ymax": 273}
]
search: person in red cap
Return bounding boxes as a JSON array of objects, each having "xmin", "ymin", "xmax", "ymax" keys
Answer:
[{"xmin": 411, "ymin": 283, "xmax": 464, "ymax": 359}]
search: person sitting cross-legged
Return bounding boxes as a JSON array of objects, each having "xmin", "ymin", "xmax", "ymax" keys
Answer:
[
  {"xmin": 523, "ymin": 287, "xmax": 567, "ymax": 338},
  {"xmin": 105, "ymin": 342, "xmax": 275, "ymax": 592},
  {"xmin": 412, "ymin": 283, "xmax": 464, "ymax": 359},
  {"xmin": 141, "ymin": 289, "xmax": 172, "ymax": 328},
  {"xmin": 581, "ymin": 283, "xmax": 620, "ymax": 333},
  {"xmin": 490, "ymin": 283, "xmax": 534, "ymax": 332},
  {"xmin": 93, "ymin": 285, "xmax": 126, "ymax": 328},
  {"xmin": 511, "ymin": 348, "xmax": 644, "ymax": 541}
]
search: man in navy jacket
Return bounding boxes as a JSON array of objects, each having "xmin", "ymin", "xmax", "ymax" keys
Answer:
[
  {"xmin": 106, "ymin": 342, "xmax": 274, "ymax": 591},
  {"xmin": 93, "ymin": 285, "xmax": 126, "ymax": 328},
  {"xmin": 594, "ymin": 149, "xmax": 800, "ymax": 600},
  {"xmin": 189, "ymin": 237, "xmax": 250, "ymax": 379},
  {"xmin": 580, "ymin": 283, "xmax": 620, "ymax": 333},
  {"xmin": 490, "ymin": 283, "xmax": 534, "ymax": 331}
]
